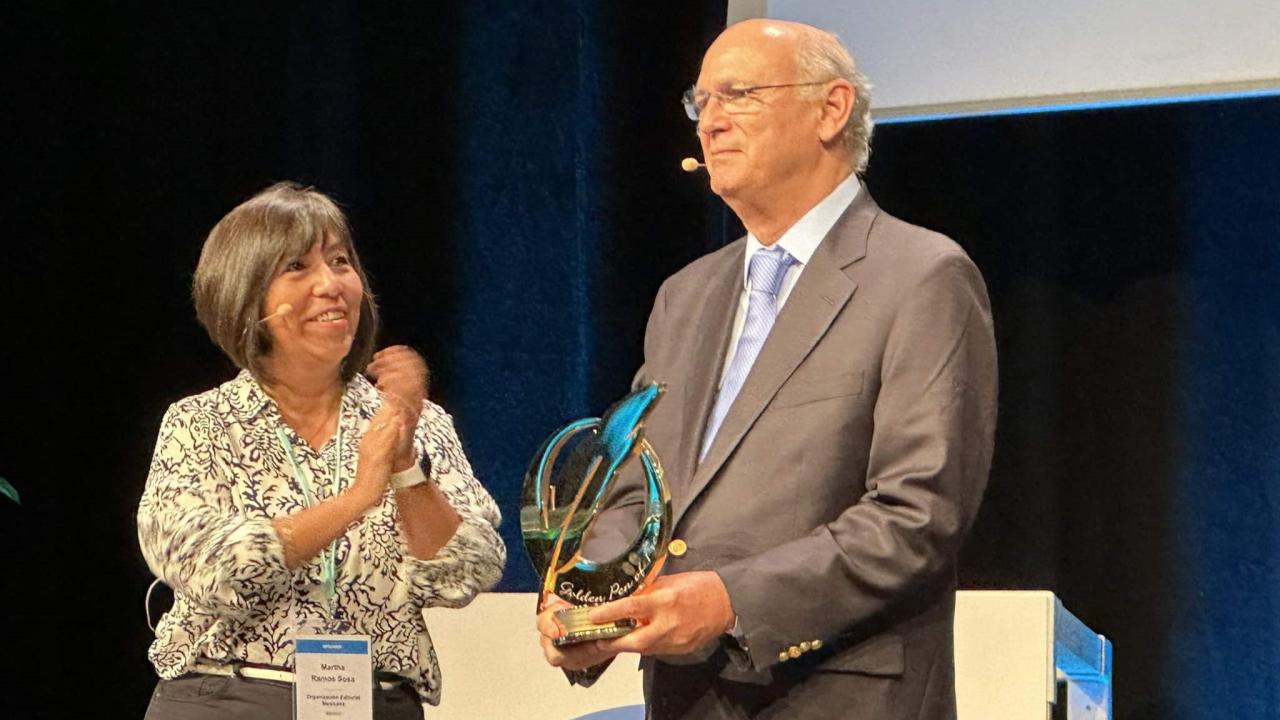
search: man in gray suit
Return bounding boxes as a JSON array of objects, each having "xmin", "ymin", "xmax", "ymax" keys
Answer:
[{"xmin": 539, "ymin": 18, "xmax": 997, "ymax": 720}]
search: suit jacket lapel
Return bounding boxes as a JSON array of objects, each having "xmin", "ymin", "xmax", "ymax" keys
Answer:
[
  {"xmin": 674, "ymin": 245, "xmax": 743, "ymax": 496},
  {"xmin": 674, "ymin": 192, "xmax": 879, "ymax": 528}
]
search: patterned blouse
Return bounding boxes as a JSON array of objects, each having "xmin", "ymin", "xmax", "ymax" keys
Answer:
[{"xmin": 137, "ymin": 370, "xmax": 506, "ymax": 705}]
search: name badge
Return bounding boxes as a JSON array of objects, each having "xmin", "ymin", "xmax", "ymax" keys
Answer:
[{"xmin": 294, "ymin": 635, "xmax": 373, "ymax": 720}]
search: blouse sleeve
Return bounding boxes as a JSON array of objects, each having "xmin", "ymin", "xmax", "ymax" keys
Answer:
[
  {"xmin": 137, "ymin": 400, "xmax": 292, "ymax": 622},
  {"xmin": 399, "ymin": 404, "xmax": 506, "ymax": 609}
]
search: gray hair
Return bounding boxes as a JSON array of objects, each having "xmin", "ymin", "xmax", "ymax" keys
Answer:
[
  {"xmin": 192, "ymin": 182, "xmax": 379, "ymax": 381},
  {"xmin": 795, "ymin": 28, "xmax": 874, "ymax": 173}
]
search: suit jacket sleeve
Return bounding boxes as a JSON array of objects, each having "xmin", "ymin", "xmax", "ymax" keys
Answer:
[{"xmin": 715, "ymin": 249, "xmax": 997, "ymax": 672}]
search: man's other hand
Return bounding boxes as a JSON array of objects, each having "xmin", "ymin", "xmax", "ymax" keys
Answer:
[{"xmin": 593, "ymin": 571, "xmax": 735, "ymax": 657}]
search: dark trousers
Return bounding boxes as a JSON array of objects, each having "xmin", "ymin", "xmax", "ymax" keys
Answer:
[{"xmin": 144, "ymin": 674, "xmax": 425, "ymax": 720}]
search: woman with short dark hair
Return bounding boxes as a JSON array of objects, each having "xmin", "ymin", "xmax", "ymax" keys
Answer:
[{"xmin": 138, "ymin": 182, "xmax": 505, "ymax": 719}]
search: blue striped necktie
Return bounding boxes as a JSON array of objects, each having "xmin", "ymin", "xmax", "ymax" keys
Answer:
[{"xmin": 700, "ymin": 245, "xmax": 795, "ymax": 462}]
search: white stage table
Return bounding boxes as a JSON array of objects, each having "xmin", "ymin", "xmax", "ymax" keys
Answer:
[{"xmin": 425, "ymin": 590, "xmax": 1111, "ymax": 719}]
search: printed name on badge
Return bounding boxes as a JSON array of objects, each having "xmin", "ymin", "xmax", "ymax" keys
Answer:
[{"xmin": 294, "ymin": 635, "xmax": 373, "ymax": 720}]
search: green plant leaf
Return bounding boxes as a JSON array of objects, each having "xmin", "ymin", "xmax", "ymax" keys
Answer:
[{"xmin": 0, "ymin": 476, "xmax": 19, "ymax": 505}]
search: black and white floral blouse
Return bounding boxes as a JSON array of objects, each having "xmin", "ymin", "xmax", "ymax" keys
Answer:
[{"xmin": 137, "ymin": 370, "xmax": 505, "ymax": 705}]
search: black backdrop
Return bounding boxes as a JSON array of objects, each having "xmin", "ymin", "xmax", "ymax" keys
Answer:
[{"xmin": 3, "ymin": 3, "xmax": 1278, "ymax": 718}]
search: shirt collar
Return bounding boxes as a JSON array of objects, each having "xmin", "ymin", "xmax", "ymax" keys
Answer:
[
  {"xmin": 228, "ymin": 370, "xmax": 272, "ymax": 420},
  {"xmin": 743, "ymin": 172, "xmax": 861, "ymax": 286},
  {"xmin": 225, "ymin": 368, "xmax": 378, "ymax": 426}
]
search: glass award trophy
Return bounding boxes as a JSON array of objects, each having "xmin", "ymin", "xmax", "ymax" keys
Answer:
[{"xmin": 521, "ymin": 383, "xmax": 672, "ymax": 647}]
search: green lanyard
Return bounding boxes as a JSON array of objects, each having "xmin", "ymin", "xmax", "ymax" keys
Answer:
[{"xmin": 276, "ymin": 423, "xmax": 343, "ymax": 615}]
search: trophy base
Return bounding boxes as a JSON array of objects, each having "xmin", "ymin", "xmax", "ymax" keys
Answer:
[{"xmin": 553, "ymin": 606, "xmax": 637, "ymax": 647}]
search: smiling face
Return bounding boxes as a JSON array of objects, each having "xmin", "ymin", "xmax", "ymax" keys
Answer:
[
  {"xmin": 193, "ymin": 183, "xmax": 380, "ymax": 382},
  {"xmin": 262, "ymin": 234, "xmax": 364, "ymax": 373},
  {"xmin": 695, "ymin": 23, "xmax": 826, "ymax": 209}
]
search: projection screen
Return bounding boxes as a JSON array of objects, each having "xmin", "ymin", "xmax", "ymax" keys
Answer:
[{"xmin": 727, "ymin": 0, "xmax": 1280, "ymax": 120}]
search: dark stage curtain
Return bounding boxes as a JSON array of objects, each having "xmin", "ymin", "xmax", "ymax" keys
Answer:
[{"xmin": 3, "ymin": 2, "xmax": 1277, "ymax": 718}]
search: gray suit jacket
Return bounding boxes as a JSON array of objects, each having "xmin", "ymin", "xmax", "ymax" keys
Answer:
[{"xmin": 625, "ymin": 189, "xmax": 997, "ymax": 719}]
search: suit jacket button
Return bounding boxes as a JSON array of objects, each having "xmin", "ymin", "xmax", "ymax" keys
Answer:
[
  {"xmin": 667, "ymin": 539, "xmax": 687, "ymax": 557},
  {"xmin": 800, "ymin": 641, "xmax": 812, "ymax": 652},
  {"xmin": 811, "ymin": 639, "xmax": 823, "ymax": 650},
  {"xmin": 787, "ymin": 645, "xmax": 802, "ymax": 659},
  {"xmin": 777, "ymin": 650, "xmax": 790, "ymax": 663}
]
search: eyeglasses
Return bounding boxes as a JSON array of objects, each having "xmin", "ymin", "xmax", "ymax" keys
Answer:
[{"xmin": 681, "ymin": 81, "xmax": 831, "ymax": 121}]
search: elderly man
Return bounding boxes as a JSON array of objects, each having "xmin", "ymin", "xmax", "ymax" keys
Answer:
[{"xmin": 539, "ymin": 18, "xmax": 997, "ymax": 720}]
